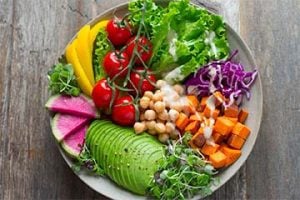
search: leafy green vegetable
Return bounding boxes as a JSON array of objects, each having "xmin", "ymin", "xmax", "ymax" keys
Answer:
[
  {"xmin": 130, "ymin": 0, "xmax": 230, "ymax": 83},
  {"xmin": 148, "ymin": 133, "xmax": 217, "ymax": 200},
  {"xmin": 93, "ymin": 27, "xmax": 112, "ymax": 81},
  {"xmin": 47, "ymin": 62, "xmax": 81, "ymax": 96},
  {"xmin": 128, "ymin": 0, "xmax": 164, "ymax": 38},
  {"xmin": 72, "ymin": 144, "xmax": 105, "ymax": 176}
]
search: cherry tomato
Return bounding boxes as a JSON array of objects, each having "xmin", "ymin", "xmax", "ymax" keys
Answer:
[
  {"xmin": 129, "ymin": 67, "xmax": 156, "ymax": 95},
  {"xmin": 92, "ymin": 79, "xmax": 119, "ymax": 109},
  {"xmin": 103, "ymin": 51, "xmax": 129, "ymax": 79},
  {"xmin": 112, "ymin": 95, "xmax": 136, "ymax": 126},
  {"xmin": 106, "ymin": 18, "xmax": 132, "ymax": 46},
  {"xmin": 125, "ymin": 36, "xmax": 153, "ymax": 64}
]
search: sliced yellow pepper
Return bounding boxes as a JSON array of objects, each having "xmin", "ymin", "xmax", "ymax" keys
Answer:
[
  {"xmin": 75, "ymin": 25, "xmax": 95, "ymax": 86},
  {"xmin": 89, "ymin": 20, "xmax": 109, "ymax": 52},
  {"xmin": 65, "ymin": 39, "xmax": 93, "ymax": 96}
]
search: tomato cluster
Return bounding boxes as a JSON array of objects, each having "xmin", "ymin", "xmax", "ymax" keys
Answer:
[{"xmin": 92, "ymin": 18, "xmax": 156, "ymax": 126}]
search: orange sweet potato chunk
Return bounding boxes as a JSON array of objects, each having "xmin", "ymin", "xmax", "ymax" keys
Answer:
[
  {"xmin": 185, "ymin": 121, "xmax": 200, "ymax": 134},
  {"xmin": 214, "ymin": 117, "xmax": 235, "ymax": 136},
  {"xmin": 209, "ymin": 150, "xmax": 227, "ymax": 168},
  {"xmin": 238, "ymin": 109, "xmax": 249, "ymax": 123},
  {"xmin": 212, "ymin": 132, "xmax": 224, "ymax": 144},
  {"xmin": 232, "ymin": 122, "xmax": 251, "ymax": 139},
  {"xmin": 227, "ymin": 134, "xmax": 245, "ymax": 149},
  {"xmin": 224, "ymin": 104, "xmax": 239, "ymax": 118},
  {"xmin": 199, "ymin": 97, "xmax": 208, "ymax": 111},
  {"xmin": 213, "ymin": 91, "xmax": 225, "ymax": 106},
  {"xmin": 201, "ymin": 143, "xmax": 220, "ymax": 156},
  {"xmin": 203, "ymin": 107, "xmax": 220, "ymax": 119},
  {"xmin": 220, "ymin": 146, "xmax": 241, "ymax": 166},
  {"xmin": 175, "ymin": 113, "xmax": 190, "ymax": 131},
  {"xmin": 190, "ymin": 112, "xmax": 203, "ymax": 121},
  {"xmin": 190, "ymin": 131, "xmax": 206, "ymax": 148}
]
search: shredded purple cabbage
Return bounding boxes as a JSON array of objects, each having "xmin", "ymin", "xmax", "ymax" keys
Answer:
[{"xmin": 184, "ymin": 50, "xmax": 258, "ymax": 105}]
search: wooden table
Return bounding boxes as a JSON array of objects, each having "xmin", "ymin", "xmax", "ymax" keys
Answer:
[{"xmin": 0, "ymin": 0, "xmax": 299, "ymax": 199}]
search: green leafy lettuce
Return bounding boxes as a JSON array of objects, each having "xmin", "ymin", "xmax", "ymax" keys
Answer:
[
  {"xmin": 129, "ymin": 0, "xmax": 230, "ymax": 83},
  {"xmin": 93, "ymin": 27, "xmax": 112, "ymax": 81}
]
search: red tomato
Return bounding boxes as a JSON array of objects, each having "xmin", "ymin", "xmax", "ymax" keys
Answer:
[
  {"xmin": 112, "ymin": 96, "xmax": 136, "ymax": 126},
  {"xmin": 106, "ymin": 18, "xmax": 132, "ymax": 46},
  {"xmin": 125, "ymin": 36, "xmax": 153, "ymax": 64},
  {"xmin": 103, "ymin": 51, "xmax": 129, "ymax": 79},
  {"xmin": 129, "ymin": 67, "xmax": 156, "ymax": 95},
  {"xmin": 92, "ymin": 79, "xmax": 119, "ymax": 109}
]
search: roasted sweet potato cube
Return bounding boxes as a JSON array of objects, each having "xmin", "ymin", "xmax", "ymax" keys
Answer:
[
  {"xmin": 201, "ymin": 143, "xmax": 220, "ymax": 156},
  {"xmin": 214, "ymin": 117, "xmax": 235, "ymax": 136},
  {"xmin": 190, "ymin": 112, "xmax": 203, "ymax": 121},
  {"xmin": 227, "ymin": 134, "xmax": 245, "ymax": 149},
  {"xmin": 238, "ymin": 109, "xmax": 249, "ymax": 123},
  {"xmin": 220, "ymin": 146, "xmax": 241, "ymax": 166},
  {"xmin": 187, "ymin": 95, "xmax": 200, "ymax": 108},
  {"xmin": 191, "ymin": 131, "xmax": 206, "ymax": 148},
  {"xmin": 199, "ymin": 97, "xmax": 208, "ymax": 111},
  {"xmin": 175, "ymin": 113, "xmax": 189, "ymax": 131},
  {"xmin": 203, "ymin": 107, "xmax": 220, "ymax": 119},
  {"xmin": 212, "ymin": 132, "xmax": 224, "ymax": 144},
  {"xmin": 185, "ymin": 121, "xmax": 200, "ymax": 134},
  {"xmin": 224, "ymin": 104, "xmax": 239, "ymax": 118},
  {"xmin": 225, "ymin": 117, "xmax": 238, "ymax": 124},
  {"xmin": 209, "ymin": 150, "xmax": 227, "ymax": 168},
  {"xmin": 213, "ymin": 91, "xmax": 225, "ymax": 107},
  {"xmin": 232, "ymin": 122, "xmax": 251, "ymax": 139}
]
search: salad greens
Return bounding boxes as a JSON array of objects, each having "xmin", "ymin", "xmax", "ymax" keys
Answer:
[
  {"xmin": 48, "ymin": 62, "xmax": 81, "ymax": 96},
  {"xmin": 149, "ymin": 133, "xmax": 217, "ymax": 200},
  {"xmin": 93, "ymin": 27, "xmax": 112, "ymax": 81},
  {"xmin": 128, "ymin": 0, "xmax": 230, "ymax": 83}
]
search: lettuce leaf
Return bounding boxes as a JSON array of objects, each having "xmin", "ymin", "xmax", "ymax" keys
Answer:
[{"xmin": 92, "ymin": 28, "xmax": 112, "ymax": 81}]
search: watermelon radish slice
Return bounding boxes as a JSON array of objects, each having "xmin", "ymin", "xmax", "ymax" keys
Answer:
[
  {"xmin": 45, "ymin": 94, "xmax": 100, "ymax": 118},
  {"xmin": 51, "ymin": 113, "xmax": 90, "ymax": 142},
  {"xmin": 61, "ymin": 125, "xmax": 88, "ymax": 158}
]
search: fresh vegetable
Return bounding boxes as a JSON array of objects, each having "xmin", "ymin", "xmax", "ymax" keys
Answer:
[
  {"xmin": 51, "ymin": 113, "xmax": 90, "ymax": 142},
  {"xmin": 125, "ymin": 36, "xmax": 153, "ymax": 64},
  {"xmin": 75, "ymin": 25, "xmax": 95, "ymax": 85},
  {"xmin": 149, "ymin": 133, "xmax": 216, "ymax": 199},
  {"xmin": 61, "ymin": 125, "xmax": 88, "ymax": 158},
  {"xmin": 86, "ymin": 120, "xmax": 165, "ymax": 195},
  {"xmin": 89, "ymin": 20, "xmax": 109, "ymax": 51},
  {"xmin": 185, "ymin": 51, "xmax": 258, "ymax": 106},
  {"xmin": 129, "ymin": 67, "xmax": 156, "ymax": 95},
  {"xmin": 45, "ymin": 94, "xmax": 100, "ymax": 118},
  {"xmin": 93, "ymin": 27, "xmax": 112, "ymax": 81},
  {"xmin": 92, "ymin": 79, "xmax": 119, "ymax": 110},
  {"xmin": 103, "ymin": 51, "xmax": 130, "ymax": 78},
  {"xmin": 65, "ymin": 40, "xmax": 93, "ymax": 96},
  {"xmin": 112, "ymin": 96, "xmax": 136, "ymax": 126},
  {"xmin": 48, "ymin": 62, "xmax": 81, "ymax": 96},
  {"xmin": 106, "ymin": 18, "xmax": 132, "ymax": 46}
]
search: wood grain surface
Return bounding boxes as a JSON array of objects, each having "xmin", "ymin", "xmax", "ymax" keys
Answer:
[{"xmin": 0, "ymin": 0, "xmax": 299, "ymax": 199}]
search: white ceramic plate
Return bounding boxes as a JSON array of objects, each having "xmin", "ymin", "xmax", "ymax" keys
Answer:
[{"xmin": 58, "ymin": 2, "xmax": 263, "ymax": 200}]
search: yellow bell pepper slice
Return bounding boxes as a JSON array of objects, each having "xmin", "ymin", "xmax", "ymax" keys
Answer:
[
  {"xmin": 89, "ymin": 20, "xmax": 109, "ymax": 52},
  {"xmin": 65, "ymin": 39, "xmax": 93, "ymax": 96},
  {"xmin": 75, "ymin": 25, "xmax": 95, "ymax": 85}
]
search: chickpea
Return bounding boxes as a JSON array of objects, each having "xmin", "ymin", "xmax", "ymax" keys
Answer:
[
  {"xmin": 134, "ymin": 122, "xmax": 146, "ymax": 134},
  {"xmin": 139, "ymin": 96, "xmax": 150, "ymax": 109},
  {"xmin": 169, "ymin": 109, "xmax": 179, "ymax": 122},
  {"xmin": 155, "ymin": 122, "xmax": 166, "ymax": 134},
  {"xmin": 140, "ymin": 113, "xmax": 145, "ymax": 121},
  {"xmin": 158, "ymin": 110, "xmax": 169, "ymax": 121},
  {"xmin": 170, "ymin": 102, "xmax": 183, "ymax": 112},
  {"xmin": 171, "ymin": 93, "xmax": 180, "ymax": 101},
  {"xmin": 145, "ymin": 120, "xmax": 156, "ymax": 130},
  {"xmin": 165, "ymin": 122, "xmax": 175, "ymax": 133},
  {"xmin": 173, "ymin": 84, "xmax": 185, "ymax": 95},
  {"xmin": 144, "ymin": 91, "xmax": 154, "ymax": 99},
  {"xmin": 170, "ymin": 129, "xmax": 180, "ymax": 139},
  {"xmin": 156, "ymin": 80, "xmax": 167, "ymax": 88},
  {"xmin": 158, "ymin": 133, "xmax": 169, "ymax": 143},
  {"xmin": 149, "ymin": 100, "xmax": 155, "ymax": 109},
  {"xmin": 153, "ymin": 91, "xmax": 163, "ymax": 102},
  {"xmin": 154, "ymin": 101, "xmax": 165, "ymax": 113},
  {"xmin": 148, "ymin": 128, "xmax": 157, "ymax": 135},
  {"xmin": 144, "ymin": 110, "xmax": 156, "ymax": 120}
]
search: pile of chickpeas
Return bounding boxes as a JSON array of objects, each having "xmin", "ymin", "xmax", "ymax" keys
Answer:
[{"xmin": 133, "ymin": 80, "xmax": 187, "ymax": 143}]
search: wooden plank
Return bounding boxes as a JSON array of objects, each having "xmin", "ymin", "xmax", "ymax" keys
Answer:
[{"xmin": 240, "ymin": 0, "xmax": 300, "ymax": 199}]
